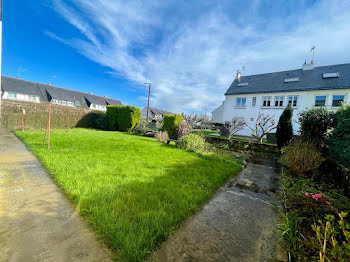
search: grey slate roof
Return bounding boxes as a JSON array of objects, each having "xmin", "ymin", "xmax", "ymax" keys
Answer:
[
  {"xmin": 1, "ymin": 76, "xmax": 43, "ymax": 97},
  {"xmin": 1, "ymin": 76, "xmax": 122, "ymax": 108},
  {"xmin": 225, "ymin": 63, "xmax": 350, "ymax": 96},
  {"xmin": 142, "ymin": 106, "xmax": 172, "ymax": 117}
]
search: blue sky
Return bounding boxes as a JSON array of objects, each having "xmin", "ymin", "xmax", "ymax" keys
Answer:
[{"xmin": 3, "ymin": 0, "xmax": 350, "ymax": 113}]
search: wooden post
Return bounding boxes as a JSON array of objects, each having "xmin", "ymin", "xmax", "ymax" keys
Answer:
[
  {"xmin": 43, "ymin": 103, "xmax": 52, "ymax": 149},
  {"xmin": 43, "ymin": 112, "xmax": 49, "ymax": 144},
  {"xmin": 48, "ymin": 103, "xmax": 51, "ymax": 149},
  {"xmin": 21, "ymin": 109, "xmax": 24, "ymax": 131}
]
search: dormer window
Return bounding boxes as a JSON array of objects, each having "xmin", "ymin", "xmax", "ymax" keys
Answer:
[
  {"xmin": 284, "ymin": 77, "xmax": 299, "ymax": 83},
  {"xmin": 237, "ymin": 82, "xmax": 248, "ymax": 87},
  {"xmin": 323, "ymin": 72, "xmax": 339, "ymax": 78}
]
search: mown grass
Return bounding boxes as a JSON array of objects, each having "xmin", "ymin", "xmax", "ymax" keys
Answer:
[{"xmin": 16, "ymin": 129, "xmax": 241, "ymax": 261}]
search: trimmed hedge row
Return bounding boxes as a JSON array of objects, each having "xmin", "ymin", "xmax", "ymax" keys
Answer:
[
  {"xmin": 162, "ymin": 114, "xmax": 183, "ymax": 138},
  {"xmin": 106, "ymin": 105, "xmax": 141, "ymax": 132}
]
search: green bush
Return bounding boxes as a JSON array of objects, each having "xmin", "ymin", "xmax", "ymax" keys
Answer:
[
  {"xmin": 106, "ymin": 106, "xmax": 118, "ymax": 130},
  {"xmin": 162, "ymin": 114, "xmax": 183, "ymax": 138},
  {"xmin": 299, "ymin": 108, "xmax": 336, "ymax": 146},
  {"xmin": 280, "ymin": 141, "xmax": 325, "ymax": 176},
  {"xmin": 106, "ymin": 105, "xmax": 141, "ymax": 132},
  {"xmin": 327, "ymin": 105, "xmax": 350, "ymax": 167},
  {"xmin": 276, "ymin": 105, "xmax": 293, "ymax": 149},
  {"xmin": 176, "ymin": 134, "xmax": 205, "ymax": 152}
]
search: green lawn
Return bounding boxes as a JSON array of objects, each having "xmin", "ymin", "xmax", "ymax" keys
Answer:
[{"xmin": 16, "ymin": 129, "xmax": 241, "ymax": 261}]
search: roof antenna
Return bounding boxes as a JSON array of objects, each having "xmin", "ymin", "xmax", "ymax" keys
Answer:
[
  {"xmin": 310, "ymin": 46, "xmax": 316, "ymax": 64},
  {"xmin": 17, "ymin": 67, "xmax": 26, "ymax": 79}
]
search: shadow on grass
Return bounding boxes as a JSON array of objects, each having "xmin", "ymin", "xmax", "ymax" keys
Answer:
[{"xmin": 61, "ymin": 154, "xmax": 241, "ymax": 261}]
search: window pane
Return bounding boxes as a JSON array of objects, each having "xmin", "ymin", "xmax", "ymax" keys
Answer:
[
  {"xmin": 279, "ymin": 100, "xmax": 283, "ymax": 106},
  {"xmin": 242, "ymin": 98, "xmax": 246, "ymax": 106},
  {"xmin": 332, "ymin": 95, "xmax": 344, "ymax": 107},
  {"xmin": 315, "ymin": 96, "xmax": 326, "ymax": 107},
  {"xmin": 252, "ymin": 97, "xmax": 256, "ymax": 106}
]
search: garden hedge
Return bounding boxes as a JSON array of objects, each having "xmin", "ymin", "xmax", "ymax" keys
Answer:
[
  {"xmin": 162, "ymin": 114, "xmax": 183, "ymax": 138},
  {"xmin": 106, "ymin": 105, "xmax": 141, "ymax": 132}
]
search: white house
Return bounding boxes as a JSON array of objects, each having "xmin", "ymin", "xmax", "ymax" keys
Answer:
[
  {"xmin": 1, "ymin": 76, "xmax": 122, "ymax": 110},
  {"xmin": 212, "ymin": 62, "xmax": 350, "ymax": 136},
  {"xmin": 141, "ymin": 106, "xmax": 172, "ymax": 120}
]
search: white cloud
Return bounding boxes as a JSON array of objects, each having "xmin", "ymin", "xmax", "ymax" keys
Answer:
[{"xmin": 48, "ymin": 0, "xmax": 350, "ymax": 113}]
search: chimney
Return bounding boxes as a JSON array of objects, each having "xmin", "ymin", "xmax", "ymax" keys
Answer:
[
  {"xmin": 302, "ymin": 60, "xmax": 314, "ymax": 71},
  {"xmin": 236, "ymin": 70, "xmax": 241, "ymax": 82}
]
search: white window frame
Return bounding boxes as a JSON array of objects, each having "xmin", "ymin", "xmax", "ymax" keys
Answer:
[
  {"xmin": 274, "ymin": 96, "xmax": 284, "ymax": 107},
  {"xmin": 262, "ymin": 96, "xmax": 272, "ymax": 107},
  {"xmin": 314, "ymin": 95, "xmax": 327, "ymax": 107},
  {"xmin": 288, "ymin": 96, "xmax": 298, "ymax": 107},
  {"xmin": 235, "ymin": 97, "xmax": 246, "ymax": 108},
  {"xmin": 252, "ymin": 97, "xmax": 257, "ymax": 107}
]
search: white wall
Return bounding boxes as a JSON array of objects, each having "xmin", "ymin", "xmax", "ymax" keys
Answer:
[
  {"xmin": 211, "ymin": 102, "xmax": 224, "ymax": 123},
  {"xmin": 90, "ymin": 104, "xmax": 106, "ymax": 111},
  {"xmin": 222, "ymin": 89, "xmax": 350, "ymax": 136},
  {"xmin": 2, "ymin": 91, "xmax": 40, "ymax": 103}
]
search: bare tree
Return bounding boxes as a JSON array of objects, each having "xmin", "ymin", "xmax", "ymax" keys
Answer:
[
  {"xmin": 182, "ymin": 113, "xmax": 210, "ymax": 129},
  {"xmin": 228, "ymin": 117, "xmax": 246, "ymax": 137},
  {"xmin": 246, "ymin": 113, "xmax": 276, "ymax": 143}
]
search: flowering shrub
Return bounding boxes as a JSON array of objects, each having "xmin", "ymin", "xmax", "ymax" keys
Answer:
[
  {"xmin": 298, "ymin": 108, "xmax": 336, "ymax": 146},
  {"xmin": 175, "ymin": 121, "xmax": 191, "ymax": 139},
  {"xmin": 279, "ymin": 172, "xmax": 350, "ymax": 261},
  {"xmin": 155, "ymin": 131, "xmax": 169, "ymax": 143}
]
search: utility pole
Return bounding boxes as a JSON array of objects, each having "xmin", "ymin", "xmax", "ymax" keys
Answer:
[{"xmin": 144, "ymin": 82, "xmax": 151, "ymax": 121}]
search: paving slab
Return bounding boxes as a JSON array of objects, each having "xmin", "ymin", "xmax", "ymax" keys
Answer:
[
  {"xmin": 150, "ymin": 156, "xmax": 286, "ymax": 262},
  {"xmin": 0, "ymin": 128, "xmax": 112, "ymax": 262}
]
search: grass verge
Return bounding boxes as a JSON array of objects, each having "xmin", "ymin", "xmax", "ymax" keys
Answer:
[{"xmin": 16, "ymin": 129, "xmax": 241, "ymax": 261}]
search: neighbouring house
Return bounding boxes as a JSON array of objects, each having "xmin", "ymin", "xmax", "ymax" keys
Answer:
[
  {"xmin": 141, "ymin": 106, "xmax": 171, "ymax": 120},
  {"xmin": 212, "ymin": 62, "xmax": 350, "ymax": 136},
  {"xmin": 1, "ymin": 76, "xmax": 122, "ymax": 111}
]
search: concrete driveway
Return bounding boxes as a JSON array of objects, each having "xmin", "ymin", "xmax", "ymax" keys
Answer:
[
  {"xmin": 0, "ymin": 128, "xmax": 112, "ymax": 262},
  {"xmin": 150, "ymin": 157, "xmax": 286, "ymax": 262}
]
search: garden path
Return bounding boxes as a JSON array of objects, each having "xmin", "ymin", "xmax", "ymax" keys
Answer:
[
  {"xmin": 0, "ymin": 128, "xmax": 112, "ymax": 262},
  {"xmin": 150, "ymin": 156, "xmax": 286, "ymax": 262}
]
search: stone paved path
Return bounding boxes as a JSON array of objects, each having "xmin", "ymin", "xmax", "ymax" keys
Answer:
[
  {"xmin": 150, "ymin": 156, "xmax": 286, "ymax": 262},
  {"xmin": 0, "ymin": 128, "xmax": 112, "ymax": 262}
]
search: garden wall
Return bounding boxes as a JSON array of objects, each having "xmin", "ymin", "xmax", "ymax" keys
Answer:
[
  {"xmin": 0, "ymin": 100, "xmax": 93, "ymax": 130},
  {"xmin": 205, "ymin": 136, "xmax": 280, "ymax": 154}
]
